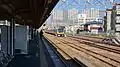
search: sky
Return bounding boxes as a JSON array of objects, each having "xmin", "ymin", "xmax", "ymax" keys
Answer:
[
  {"xmin": 46, "ymin": 0, "xmax": 120, "ymax": 24},
  {"xmin": 53, "ymin": 0, "xmax": 120, "ymax": 11}
]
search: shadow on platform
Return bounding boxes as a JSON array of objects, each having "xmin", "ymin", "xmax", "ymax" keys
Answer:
[{"xmin": 7, "ymin": 54, "xmax": 40, "ymax": 67}]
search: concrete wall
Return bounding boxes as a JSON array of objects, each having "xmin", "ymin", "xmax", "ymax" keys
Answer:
[
  {"xmin": 1, "ymin": 26, "xmax": 10, "ymax": 54},
  {"xmin": 15, "ymin": 26, "xmax": 28, "ymax": 54},
  {"xmin": 1, "ymin": 25, "xmax": 28, "ymax": 54}
]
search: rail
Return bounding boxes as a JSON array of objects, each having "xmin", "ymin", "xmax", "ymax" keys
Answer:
[
  {"xmin": 58, "ymin": 38, "xmax": 120, "ymax": 67},
  {"xmin": 43, "ymin": 35, "xmax": 86, "ymax": 67},
  {"xmin": 68, "ymin": 36, "xmax": 120, "ymax": 54}
]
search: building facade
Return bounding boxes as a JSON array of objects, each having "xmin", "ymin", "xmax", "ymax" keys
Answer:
[
  {"xmin": 52, "ymin": 10, "xmax": 63, "ymax": 22},
  {"xmin": 115, "ymin": 4, "xmax": 120, "ymax": 37},
  {"xmin": 68, "ymin": 8, "xmax": 78, "ymax": 22},
  {"xmin": 106, "ymin": 9, "xmax": 112, "ymax": 32},
  {"xmin": 82, "ymin": 8, "xmax": 100, "ymax": 22},
  {"xmin": 78, "ymin": 14, "xmax": 87, "ymax": 23},
  {"xmin": 115, "ymin": 4, "xmax": 120, "ymax": 32},
  {"xmin": 104, "ymin": 3, "xmax": 120, "ymax": 37}
]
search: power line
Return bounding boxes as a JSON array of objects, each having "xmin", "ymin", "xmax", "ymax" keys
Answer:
[
  {"xmin": 62, "ymin": 0, "xmax": 75, "ymax": 9},
  {"xmin": 55, "ymin": 0, "xmax": 67, "ymax": 10},
  {"xmin": 74, "ymin": 0, "xmax": 80, "ymax": 4}
]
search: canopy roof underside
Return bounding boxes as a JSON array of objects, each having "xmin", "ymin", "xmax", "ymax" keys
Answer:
[{"xmin": 0, "ymin": 0, "xmax": 59, "ymax": 29}]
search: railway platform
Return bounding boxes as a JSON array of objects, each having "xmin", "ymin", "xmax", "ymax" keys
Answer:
[{"xmin": 4, "ymin": 33, "xmax": 70, "ymax": 67}]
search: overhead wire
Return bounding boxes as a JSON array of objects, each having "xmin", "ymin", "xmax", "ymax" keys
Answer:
[
  {"xmin": 62, "ymin": 0, "xmax": 75, "ymax": 9},
  {"xmin": 67, "ymin": 0, "xmax": 105, "ymax": 23},
  {"xmin": 55, "ymin": 0, "xmax": 67, "ymax": 10},
  {"xmin": 52, "ymin": 0, "xmax": 116, "ymax": 24}
]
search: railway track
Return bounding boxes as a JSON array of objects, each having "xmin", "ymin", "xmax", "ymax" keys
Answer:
[
  {"xmin": 44, "ymin": 34, "xmax": 86, "ymax": 67},
  {"xmin": 46, "ymin": 36, "xmax": 71, "ymax": 60},
  {"xmin": 58, "ymin": 38, "xmax": 120, "ymax": 67},
  {"xmin": 44, "ymin": 33, "xmax": 120, "ymax": 67},
  {"xmin": 65, "ymin": 37, "xmax": 120, "ymax": 57},
  {"xmin": 52, "ymin": 42, "xmax": 86, "ymax": 67},
  {"xmin": 67, "ymin": 37, "xmax": 120, "ymax": 55},
  {"xmin": 69, "ymin": 35, "xmax": 120, "ymax": 46},
  {"xmin": 79, "ymin": 35, "xmax": 104, "ymax": 39}
]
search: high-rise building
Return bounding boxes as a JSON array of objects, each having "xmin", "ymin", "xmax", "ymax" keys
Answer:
[
  {"xmin": 103, "ymin": 16, "xmax": 107, "ymax": 32},
  {"xmin": 111, "ymin": 5, "xmax": 116, "ymax": 31},
  {"xmin": 82, "ymin": 8, "xmax": 100, "ymax": 22},
  {"xmin": 106, "ymin": 9, "xmax": 112, "ymax": 32},
  {"xmin": 68, "ymin": 8, "xmax": 78, "ymax": 22},
  {"xmin": 99, "ymin": 11, "xmax": 106, "ymax": 18},
  {"xmin": 99, "ymin": 11, "xmax": 106, "ymax": 22},
  {"xmin": 104, "ymin": 4, "xmax": 120, "ymax": 34},
  {"xmin": 114, "ymin": 4, "xmax": 120, "ymax": 36},
  {"xmin": 52, "ymin": 10, "xmax": 63, "ymax": 22},
  {"xmin": 51, "ymin": 8, "xmax": 79, "ymax": 26},
  {"xmin": 51, "ymin": 10, "xmax": 64, "ymax": 27},
  {"xmin": 108, "ymin": 3, "xmax": 120, "ymax": 37},
  {"xmin": 63, "ymin": 9, "xmax": 68, "ymax": 22}
]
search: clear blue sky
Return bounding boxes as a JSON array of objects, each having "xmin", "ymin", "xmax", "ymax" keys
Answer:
[
  {"xmin": 53, "ymin": 0, "xmax": 119, "ymax": 11},
  {"xmin": 47, "ymin": 0, "xmax": 119, "ymax": 24}
]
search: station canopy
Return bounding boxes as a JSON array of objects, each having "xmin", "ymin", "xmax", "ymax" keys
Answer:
[{"xmin": 0, "ymin": 0, "xmax": 59, "ymax": 29}]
